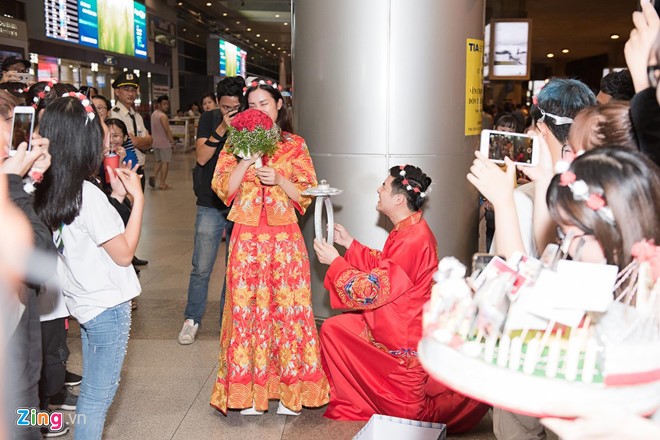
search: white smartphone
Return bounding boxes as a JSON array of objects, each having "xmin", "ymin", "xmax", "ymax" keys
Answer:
[
  {"xmin": 479, "ymin": 129, "xmax": 539, "ymax": 167},
  {"xmin": 9, "ymin": 106, "xmax": 36, "ymax": 156}
]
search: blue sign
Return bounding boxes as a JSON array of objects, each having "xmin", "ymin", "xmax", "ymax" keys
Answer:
[
  {"xmin": 77, "ymin": 0, "xmax": 98, "ymax": 47},
  {"xmin": 133, "ymin": 2, "xmax": 147, "ymax": 58}
]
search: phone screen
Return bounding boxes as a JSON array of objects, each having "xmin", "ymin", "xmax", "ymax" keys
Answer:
[
  {"xmin": 11, "ymin": 112, "xmax": 34, "ymax": 151},
  {"xmin": 487, "ymin": 132, "xmax": 535, "ymax": 164}
]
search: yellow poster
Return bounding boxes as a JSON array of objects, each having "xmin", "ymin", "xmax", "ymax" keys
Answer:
[{"xmin": 465, "ymin": 38, "xmax": 484, "ymax": 136}]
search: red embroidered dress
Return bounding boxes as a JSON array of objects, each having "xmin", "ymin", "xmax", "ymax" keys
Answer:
[
  {"xmin": 320, "ymin": 212, "xmax": 488, "ymax": 433},
  {"xmin": 210, "ymin": 133, "xmax": 329, "ymax": 413}
]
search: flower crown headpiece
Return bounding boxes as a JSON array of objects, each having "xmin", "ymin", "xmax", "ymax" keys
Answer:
[
  {"xmin": 28, "ymin": 80, "xmax": 57, "ymax": 110},
  {"xmin": 398, "ymin": 165, "xmax": 430, "ymax": 198},
  {"xmin": 558, "ymin": 170, "xmax": 616, "ymax": 225},
  {"xmin": 242, "ymin": 79, "xmax": 283, "ymax": 94},
  {"xmin": 62, "ymin": 91, "xmax": 96, "ymax": 125}
]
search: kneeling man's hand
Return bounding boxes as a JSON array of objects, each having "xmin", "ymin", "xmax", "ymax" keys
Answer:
[{"xmin": 314, "ymin": 239, "xmax": 339, "ymax": 265}]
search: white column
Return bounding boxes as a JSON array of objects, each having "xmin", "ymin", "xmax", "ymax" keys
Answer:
[{"xmin": 293, "ymin": 0, "xmax": 485, "ymax": 318}]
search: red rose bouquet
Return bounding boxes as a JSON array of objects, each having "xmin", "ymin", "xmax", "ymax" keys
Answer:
[{"xmin": 227, "ymin": 108, "xmax": 280, "ymax": 168}]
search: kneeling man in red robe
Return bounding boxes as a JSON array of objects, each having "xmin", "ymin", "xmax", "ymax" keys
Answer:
[{"xmin": 314, "ymin": 165, "xmax": 488, "ymax": 434}]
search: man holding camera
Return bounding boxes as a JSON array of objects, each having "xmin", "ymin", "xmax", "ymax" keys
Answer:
[
  {"xmin": 1, "ymin": 56, "xmax": 31, "ymax": 84},
  {"xmin": 178, "ymin": 76, "xmax": 244, "ymax": 345}
]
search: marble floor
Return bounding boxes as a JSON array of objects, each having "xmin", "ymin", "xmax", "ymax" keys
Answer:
[{"xmin": 63, "ymin": 150, "xmax": 503, "ymax": 439}]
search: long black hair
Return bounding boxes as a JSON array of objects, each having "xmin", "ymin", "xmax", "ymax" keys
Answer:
[{"xmin": 34, "ymin": 97, "xmax": 104, "ymax": 229}]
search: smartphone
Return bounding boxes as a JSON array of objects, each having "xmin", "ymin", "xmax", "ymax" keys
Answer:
[
  {"xmin": 9, "ymin": 106, "xmax": 35, "ymax": 156},
  {"xmin": 15, "ymin": 72, "xmax": 32, "ymax": 84},
  {"xmin": 479, "ymin": 129, "xmax": 539, "ymax": 166}
]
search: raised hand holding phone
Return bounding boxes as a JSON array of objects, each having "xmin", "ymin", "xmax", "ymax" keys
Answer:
[
  {"xmin": 8, "ymin": 106, "xmax": 35, "ymax": 157},
  {"xmin": 479, "ymin": 129, "xmax": 540, "ymax": 167}
]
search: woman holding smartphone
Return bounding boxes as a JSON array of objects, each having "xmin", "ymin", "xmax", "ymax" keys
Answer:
[{"xmin": 34, "ymin": 95, "xmax": 143, "ymax": 440}]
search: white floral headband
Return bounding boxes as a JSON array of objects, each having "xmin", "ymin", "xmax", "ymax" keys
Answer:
[
  {"xmin": 62, "ymin": 92, "xmax": 96, "ymax": 125},
  {"xmin": 398, "ymin": 165, "xmax": 429, "ymax": 198},
  {"xmin": 242, "ymin": 79, "xmax": 282, "ymax": 94},
  {"xmin": 558, "ymin": 170, "xmax": 616, "ymax": 225}
]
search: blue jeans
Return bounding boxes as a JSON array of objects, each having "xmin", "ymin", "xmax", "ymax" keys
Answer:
[
  {"xmin": 184, "ymin": 206, "xmax": 233, "ymax": 326},
  {"xmin": 76, "ymin": 301, "xmax": 131, "ymax": 440}
]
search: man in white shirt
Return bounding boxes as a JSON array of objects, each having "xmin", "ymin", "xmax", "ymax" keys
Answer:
[
  {"xmin": 109, "ymin": 71, "xmax": 151, "ymax": 267},
  {"xmin": 109, "ymin": 71, "xmax": 152, "ymax": 191}
]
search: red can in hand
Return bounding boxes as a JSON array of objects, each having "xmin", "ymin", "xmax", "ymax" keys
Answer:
[{"xmin": 103, "ymin": 153, "xmax": 120, "ymax": 178}]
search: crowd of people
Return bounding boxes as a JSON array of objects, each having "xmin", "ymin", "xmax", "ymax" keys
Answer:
[{"xmin": 1, "ymin": 2, "xmax": 659, "ymax": 440}]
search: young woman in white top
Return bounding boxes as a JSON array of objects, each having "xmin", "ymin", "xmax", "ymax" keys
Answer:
[{"xmin": 33, "ymin": 95, "xmax": 144, "ymax": 440}]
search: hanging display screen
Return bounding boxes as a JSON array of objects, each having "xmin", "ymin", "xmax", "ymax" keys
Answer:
[
  {"xmin": 219, "ymin": 40, "xmax": 247, "ymax": 78},
  {"xmin": 44, "ymin": 0, "xmax": 148, "ymax": 59}
]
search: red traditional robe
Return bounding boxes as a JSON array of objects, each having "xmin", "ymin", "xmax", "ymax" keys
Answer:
[{"xmin": 320, "ymin": 212, "xmax": 488, "ymax": 434}]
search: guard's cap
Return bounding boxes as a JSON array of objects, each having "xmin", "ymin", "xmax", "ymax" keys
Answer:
[{"xmin": 112, "ymin": 71, "xmax": 140, "ymax": 89}]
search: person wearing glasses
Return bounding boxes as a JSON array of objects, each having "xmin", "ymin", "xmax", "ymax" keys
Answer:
[
  {"xmin": 468, "ymin": 78, "xmax": 596, "ymax": 440},
  {"xmin": 91, "ymin": 95, "xmax": 111, "ymax": 121},
  {"xmin": 177, "ymin": 76, "xmax": 244, "ymax": 345}
]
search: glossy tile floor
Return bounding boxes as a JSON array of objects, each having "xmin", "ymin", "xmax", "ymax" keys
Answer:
[{"xmin": 63, "ymin": 150, "xmax": 504, "ymax": 439}]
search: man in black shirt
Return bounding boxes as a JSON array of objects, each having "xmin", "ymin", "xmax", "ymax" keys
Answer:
[{"xmin": 178, "ymin": 76, "xmax": 245, "ymax": 345}]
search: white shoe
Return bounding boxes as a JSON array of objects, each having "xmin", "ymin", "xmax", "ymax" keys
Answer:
[
  {"xmin": 178, "ymin": 319, "xmax": 198, "ymax": 345},
  {"xmin": 240, "ymin": 405, "xmax": 264, "ymax": 416},
  {"xmin": 277, "ymin": 401, "xmax": 300, "ymax": 416}
]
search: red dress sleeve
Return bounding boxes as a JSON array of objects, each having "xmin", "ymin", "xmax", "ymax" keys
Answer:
[
  {"xmin": 323, "ymin": 255, "xmax": 414, "ymax": 311},
  {"xmin": 343, "ymin": 240, "xmax": 382, "ymax": 272}
]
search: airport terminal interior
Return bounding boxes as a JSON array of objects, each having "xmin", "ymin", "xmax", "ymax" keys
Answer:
[{"xmin": 2, "ymin": 0, "xmax": 659, "ymax": 439}]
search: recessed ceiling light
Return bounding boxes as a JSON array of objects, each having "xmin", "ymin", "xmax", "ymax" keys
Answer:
[
  {"xmin": 177, "ymin": 2, "xmax": 182, "ymax": 5},
  {"xmin": 196, "ymin": 34, "xmax": 200, "ymax": 37},
  {"xmin": 236, "ymin": 21, "xmax": 240, "ymax": 24},
  {"xmin": 183, "ymin": 28, "xmax": 186, "ymax": 31},
  {"xmin": 222, "ymin": 12, "xmax": 227, "ymax": 16},
  {"xmin": 247, "ymin": 28, "xmax": 251, "ymax": 31},
  {"xmin": 284, "ymin": 22, "xmax": 288, "ymax": 26},
  {"xmin": 561, "ymin": 48, "xmax": 569, "ymax": 54},
  {"xmin": 256, "ymin": 33, "xmax": 260, "ymax": 37},
  {"xmin": 206, "ymin": 2, "xmax": 211, "ymax": 6},
  {"xmin": 282, "ymin": 50, "xmax": 286, "ymax": 53},
  {"xmin": 546, "ymin": 53, "xmax": 554, "ymax": 58},
  {"xmin": 275, "ymin": 14, "xmax": 280, "ymax": 18},
  {"xmin": 277, "ymin": 47, "xmax": 281, "ymax": 50},
  {"xmin": 254, "ymin": 43, "xmax": 258, "ymax": 46},
  {"xmin": 264, "ymin": 39, "xmax": 268, "ymax": 42},
  {"xmin": 225, "ymin": 27, "xmax": 229, "ymax": 31},
  {"xmin": 271, "ymin": 43, "xmax": 275, "ymax": 46},
  {"xmin": 610, "ymin": 34, "xmax": 620, "ymax": 40}
]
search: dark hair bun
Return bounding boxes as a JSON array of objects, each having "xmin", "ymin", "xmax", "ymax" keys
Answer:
[{"xmin": 389, "ymin": 165, "xmax": 431, "ymax": 211}]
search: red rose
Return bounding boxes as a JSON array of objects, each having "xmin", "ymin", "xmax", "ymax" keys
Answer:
[{"xmin": 231, "ymin": 108, "xmax": 273, "ymax": 131}]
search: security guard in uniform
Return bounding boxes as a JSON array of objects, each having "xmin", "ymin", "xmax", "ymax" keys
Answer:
[
  {"xmin": 109, "ymin": 71, "xmax": 152, "ymax": 191},
  {"xmin": 110, "ymin": 71, "xmax": 151, "ymax": 268}
]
